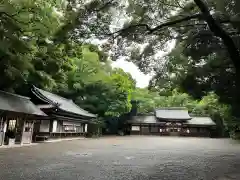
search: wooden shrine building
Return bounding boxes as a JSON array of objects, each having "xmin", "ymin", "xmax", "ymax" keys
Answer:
[
  {"xmin": 31, "ymin": 86, "xmax": 97, "ymax": 141},
  {"xmin": 0, "ymin": 90, "xmax": 46, "ymax": 146},
  {"xmin": 126, "ymin": 107, "xmax": 216, "ymax": 137}
]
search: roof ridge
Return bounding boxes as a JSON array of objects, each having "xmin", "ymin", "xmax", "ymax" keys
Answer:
[
  {"xmin": 33, "ymin": 86, "xmax": 96, "ymax": 116},
  {"xmin": 33, "ymin": 86, "xmax": 80, "ymax": 107},
  {"xmin": 0, "ymin": 90, "xmax": 30, "ymax": 100},
  {"xmin": 34, "ymin": 86, "xmax": 69, "ymax": 102},
  {"xmin": 32, "ymin": 87, "xmax": 57, "ymax": 106}
]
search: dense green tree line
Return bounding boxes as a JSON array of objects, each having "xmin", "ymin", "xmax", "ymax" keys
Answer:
[
  {"xmin": 1, "ymin": 0, "xmax": 239, "ymax": 138},
  {"xmin": 0, "ymin": 0, "xmax": 135, "ymax": 119}
]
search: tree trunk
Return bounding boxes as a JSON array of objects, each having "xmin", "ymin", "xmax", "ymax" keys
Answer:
[{"xmin": 194, "ymin": 0, "xmax": 240, "ymax": 118}]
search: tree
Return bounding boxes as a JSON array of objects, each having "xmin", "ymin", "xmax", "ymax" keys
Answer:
[
  {"xmin": 104, "ymin": 0, "xmax": 240, "ymax": 117},
  {"xmin": 49, "ymin": 42, "xmax": 136, "ymax": 117},
  {"xmin": 0, "ymin": 0, "xmax": 65, "ymax": 92},
  {"xmin": 57, "ymin": 1, "xmax": 240, "ymax": 111},
  {"xmin": 2, "ymin": 0, "xmax": 238, "ymax": 137},
  {"xmin": 149, "ymin": 41, "xmax": 240, "ymax": 136},
  {"xmin": 58, "ymin": 0, "xmax": 239, "ymax": 135},
  {"xmin": 132, "ymin": 88, "xmax": 159, "ymax": 113},
  {"xmin": 73, "ymin": 68, "xmax": 136, "ymax": 117},
  {"xmin": 0, "ymin": 0, "xmax": 137, "ymax": 122}
]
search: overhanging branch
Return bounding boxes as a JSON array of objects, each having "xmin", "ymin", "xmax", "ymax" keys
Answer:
[
  {"xmin": 194, "ymin": 0, "xmax": 240, "ymax": 70},
  {"xmin": 149, "ymin": 14, "xmax": 203, "ymax": 33},
  {"xmin": 108, "ymin": 13, "xmax": 203, "ymax": 37},
  {"xmin": 108, "ymin": 9, "xmax": 238, "ymax": 37}
]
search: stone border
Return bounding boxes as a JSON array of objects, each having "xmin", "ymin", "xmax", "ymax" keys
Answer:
[{"xmin": 0, "ymin": 137, "xmax": 85, "ymax": 149}]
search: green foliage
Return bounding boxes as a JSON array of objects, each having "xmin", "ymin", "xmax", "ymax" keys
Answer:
[
  {"xmin": 0, "ymin": 0, "xmax": 65, "ymax": 92},
  {"xmin": 132, "ymin": 88, "xmax": 158, "ymax": 113},
  {"xmin": 0, "ymin": 0, "xmax": 136, "ymax": 120},
  {"xmin": 150, "ymin": 39, "xmax": 240, "ymax": 137},
  {"xmin": 52, "ymin": 43, "xmax": 136, "ymax": 118},
  {"xmin": 1, "ymin": 0, "xmax": 239, "ymax": 138},
  {"xmin": 86, "ymin": 118, "xmax": 105, "ymax": 138}
]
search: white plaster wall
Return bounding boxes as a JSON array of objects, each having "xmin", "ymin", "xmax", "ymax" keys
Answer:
[
  {"xmin": 52, "ymin": 120, "xmax": 58, "ymax": 132},
  {"xmin": 57, "ymin": 121, "xmax": 63, "ymax": 132},
  {"xmin": 131, "ymin": 126, "xmax": 140, "ymax": 131}
]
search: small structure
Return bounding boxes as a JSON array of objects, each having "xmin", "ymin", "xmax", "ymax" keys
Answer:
[
  {"xmin": 126, "ymin": 108, "xmax": 216, "ymax": 137},
  {"xmin": 0, "ymin": 90, "xmax": 46, "ymax": 146},
  {"xmin": 31, "ymin": 86, "xmax": 97, "ymax": 141}
]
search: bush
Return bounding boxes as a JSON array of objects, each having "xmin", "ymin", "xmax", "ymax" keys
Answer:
[
  {"xmin": 230, "ymin": 130, "xmax": 240, "ymax": 140},
  {"xmin": 86, "ymin": 119, "xmax": 104, "ymax": 138}
]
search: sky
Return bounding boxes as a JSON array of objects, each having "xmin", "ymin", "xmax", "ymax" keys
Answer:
[
  {"xmin": 111, "ymin": 41, "xmax": 176, "ymax": 88},
  {"xmin": 88, "ymin": 5, "xmax": 177, "ymax": 89},
  {"xmin": 111, "ymin": 58, "xmax": 152, "ymax": 88},
  {"xmin": 90, "ymin": 39, "xmax": 155, "ymax": 88}
]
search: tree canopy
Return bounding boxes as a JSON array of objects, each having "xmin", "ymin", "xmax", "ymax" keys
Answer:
[
  {"xmin": 1, "ymin": 0, "xmax": 240, "ymax": 137},
  {"xmin": 0, "ymin": 0, "xmax": 136, "ymax": 118}
]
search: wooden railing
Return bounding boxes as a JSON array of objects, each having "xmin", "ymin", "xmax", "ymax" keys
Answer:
[
  {"xmin": 180, "ymin": 132, "xmax": 211, "ymax": 137},
  {"xmin": 50, "ymin": 132, "xmax": 86, "ymax": 138},
  {"xmin": 33, "ymin": 132, "xmax": 86, "ymax": 142}
]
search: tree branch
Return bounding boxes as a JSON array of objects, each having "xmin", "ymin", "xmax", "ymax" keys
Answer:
[
  {"xmin": 108, "ymin": 13, "xmax": 203, "ymax": 37},
  {"xmin": 108, "ymin": 24, "xmax": 152, "ymax": 37},
  {"xmin": 193, "ymin": 0, "xmax": 240, "ymax": 116},
  {"xmin": 194, "ymin": 0, "xmax": 240, "ymax": 69},
  {"xmin": 149, "ymin": 14, "xmax": 203, "ymax": 33},
  {"xmin": 107, "ymin": 9, "xmax": 238, "ymax": 39}
]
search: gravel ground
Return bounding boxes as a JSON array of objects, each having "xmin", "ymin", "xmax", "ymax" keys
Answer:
[{"xmin": 0, "ymin": 136, "xmax": 240, "ymax": 180}]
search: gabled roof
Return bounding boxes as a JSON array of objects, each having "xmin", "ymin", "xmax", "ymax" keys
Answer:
[
  {"xmin": 186, "ymin": 117, "xmax": 216, "ymax": 126},
  {"xmin": 155, "ymin": 107, "xmax": 191, "ymax": 120},
  {"xmin": 32, "ymin": 86, "xmax": 96, "ymax": 118},
  {"xmin": 0, "ymin": 90, "xmax": 46, "ymax": 116}
]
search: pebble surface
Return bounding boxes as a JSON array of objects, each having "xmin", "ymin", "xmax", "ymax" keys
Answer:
[{"xmin": 0, "ymin": 136, "xmax": 240, "ymax": 180}]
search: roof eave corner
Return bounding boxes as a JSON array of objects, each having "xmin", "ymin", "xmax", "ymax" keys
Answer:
[{"xmin": 31, "ymin": 85, "xmax": 59, "ymax": 107}]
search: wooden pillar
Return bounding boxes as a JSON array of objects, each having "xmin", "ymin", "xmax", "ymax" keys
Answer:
[
  {"xmin": 49, "ymin": 119, "xmax": 53, "ymax": 132},
  {"xmin": 140, "ymin": 124, "xmax": 142, "ymax": 135},
  {"xmin": 0, "ymin": 116, "xmax": 6, "ymax": 146},
  {"xmin": 20, "ymin": 118, "xmax": 25, "ymax": 145}
]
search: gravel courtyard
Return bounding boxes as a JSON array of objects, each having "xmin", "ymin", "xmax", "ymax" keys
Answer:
[{"xmin": 0, "ymin": 136, "xmax": 240, "ymax": 180}]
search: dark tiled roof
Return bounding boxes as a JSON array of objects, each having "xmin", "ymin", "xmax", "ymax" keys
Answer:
[
  {"xmin": 186, "ymin": 117, "xmax": 216, "ymax": 126},
  {"xmin": 155, "ymin": 107, "xmax": 191, "ymax": 120},
  {"xmin": 0, "ymin": 90, "xmax": 46, "ymax": 116},
  {"xmin": 32, "ymin": 86, "xmax": 96, "ymax": 118}
]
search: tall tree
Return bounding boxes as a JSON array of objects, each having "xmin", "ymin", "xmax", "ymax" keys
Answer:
[
  {"xmin": 58, "ymin": 0, "xmax": 240, "ymax": 99},
  {"xmin": 0, "ymin": 0, "xmax": 65, "ymax": 92}
]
